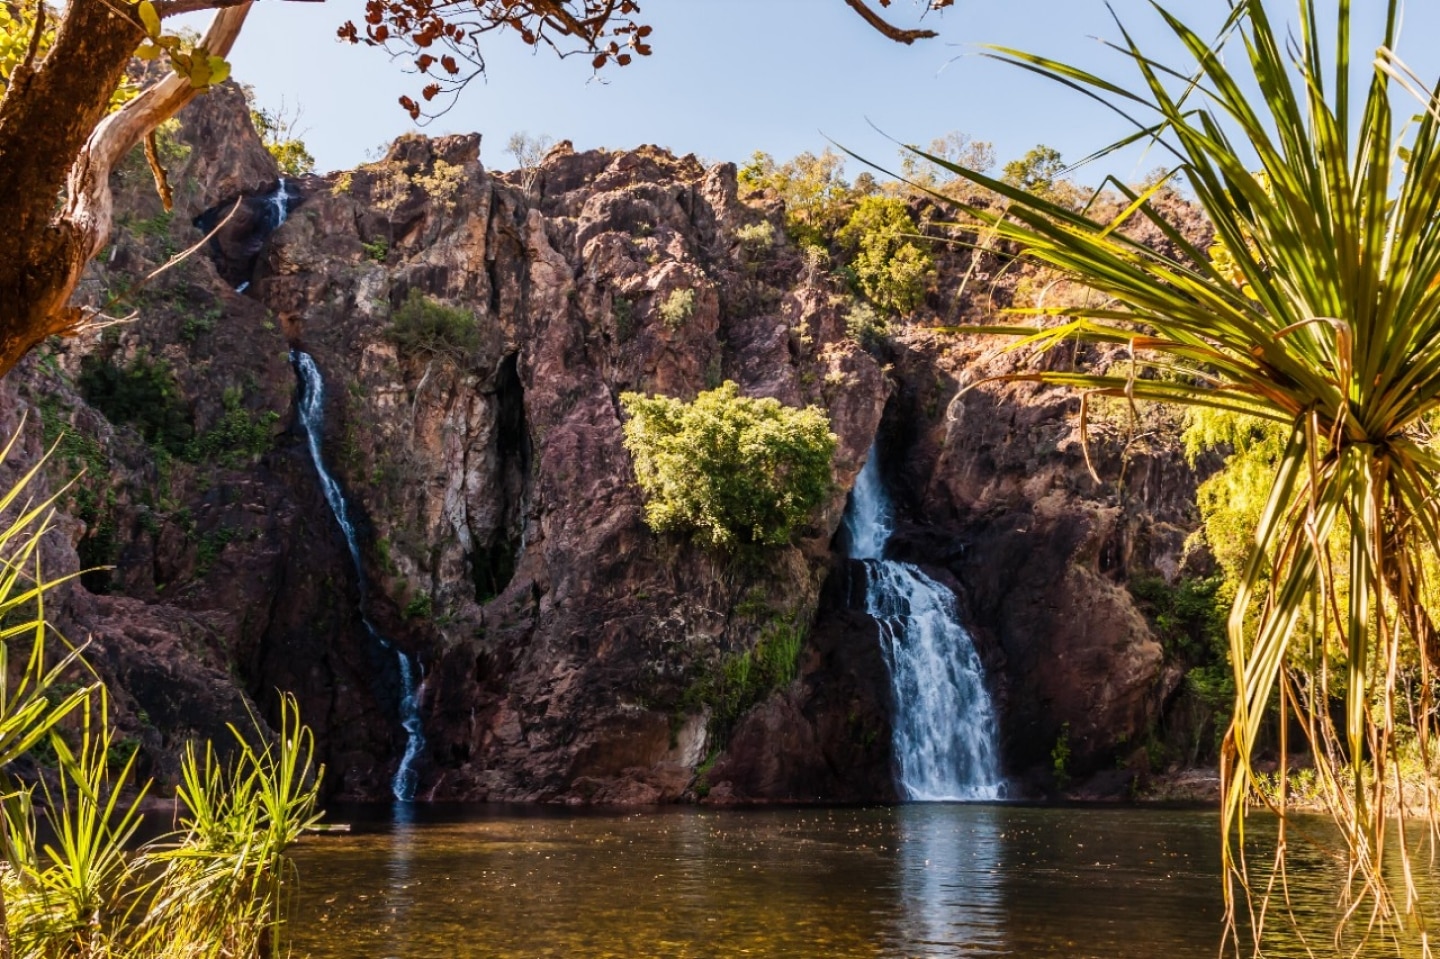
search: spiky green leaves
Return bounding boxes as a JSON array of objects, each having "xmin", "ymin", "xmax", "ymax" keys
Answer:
[{"xmin": 909, "ymin": 0, "xmax": 1440, "ymax": 945}]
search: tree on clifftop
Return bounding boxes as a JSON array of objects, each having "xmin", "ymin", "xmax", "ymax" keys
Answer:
[{"xmin": 0, "ymin": 0, "xmax": 953, "ymax": 379}]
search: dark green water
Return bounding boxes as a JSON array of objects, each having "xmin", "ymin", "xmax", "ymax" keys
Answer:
[{"xmin": 285, "ymin": 804, "xmax": 1427, "ymax": 958}]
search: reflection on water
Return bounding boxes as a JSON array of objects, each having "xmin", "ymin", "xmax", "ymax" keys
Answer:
[
  {"xmin": 892, "ymin": 804, "xmax": 1006, "ymax": 956},
  {"xmin": 286, "ymin": 804, "xmax": 1430, "ymax": 958}
]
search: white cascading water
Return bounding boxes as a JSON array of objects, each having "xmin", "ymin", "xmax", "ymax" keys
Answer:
[
  {"xmin": 233, "ymin": 179, "xmax": 290, "ymax": 294},
  {"xmin": 293, "ymin": 349, "xmax": 426, "ymax": 802},
  {"xmin": 268, "ymin": 177, "xmax": 291, "ymax": 229},
  {"xmin": 845, "ymin": 448, "xmax": 1004, "ymax": 801}
]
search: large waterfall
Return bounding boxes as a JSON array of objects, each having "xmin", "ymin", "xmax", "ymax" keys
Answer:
[
  {"xmin": 845, "ymin": 449, "xmax": 1003, "ymax": 801},
  {"xmin": 293, "ymin": 349, "xmax": 426, "ymax": 802}
]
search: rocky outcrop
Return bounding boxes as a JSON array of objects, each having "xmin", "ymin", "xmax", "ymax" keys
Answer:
[
  {"xmin": 256, "ymin": 136, "xmax": 890, "ymax": 801},
  {"xmin": 9, "ymin": 84, "xmax": 1215, "ymax": 804},
  {"xmin": 886, "ymin": 329, "xmax": 1203, "ymax": 789}
]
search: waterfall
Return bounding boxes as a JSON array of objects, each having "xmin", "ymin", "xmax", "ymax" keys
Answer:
[
  {"xmin": 230, "ymin": 178, "xmax": 291, "ymax": 294},
  {"xmin": 844, "ymin": 448, "xmax": 1003, "ymax": 801},
  {"xmin": 292, "ymin": 349, "xmax": 426, "ymax": 802},
  {"xmin": 268, "ymin": 177, "xmax": 292, "ymax": 230}
]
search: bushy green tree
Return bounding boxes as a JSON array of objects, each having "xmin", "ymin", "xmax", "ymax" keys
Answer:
[
  {"xmin": 386, "ymin": 289, "xmax": 480, "ymax": 362},
  {"xmin": 620, "ymin": 381, "xmax": 836, "ymax": 550},
  {"xmin": 738, "ymin": 149, "xmax": 874, "ymax": 250},
  {"xmin": 836, "ymin": 196, "xmax": 935, "ymax": 315},
  {"xmin": 1001, "ymin": 144, "xmax": 1065, "ymax": 194},
  {"xmin": 246, "ymin": 96, "xmax": 315, "ymax": 177}
]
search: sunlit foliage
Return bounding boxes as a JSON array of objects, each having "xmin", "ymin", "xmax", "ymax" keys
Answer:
[
  {"xmin": 836, "ymin": 196, "xmax": 935, "ymax": 315},
  {"xmin": 621, "ymin": 382, "xmax": 836, "ymax": 550}
]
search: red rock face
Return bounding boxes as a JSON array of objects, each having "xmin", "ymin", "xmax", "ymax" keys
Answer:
[
  {"xmin": 253, "ymin": 138, "xmax": 890, "ymax": 802},
  {"xmin": 7, "ymin": 85, "xmax": 1212, "ymax": 804}
]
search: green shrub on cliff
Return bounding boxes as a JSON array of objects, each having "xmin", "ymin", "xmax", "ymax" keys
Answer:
[
  {"xmin": 620, "ymin": 381, "xmax": 836, "ymax": 550},
  {"xmin": 658, "ymin": 288, "xmax": 695, "ymax": 330},
  {"xmin": 685, "ymin": 614, "xmax": 808, "ymax": 742},
  {"xmin": 247, "ymin": 92, "xmax": 316, "ymax": 177},
  {"xmin": 738, "ymin": 148, "xmax": 867, "ymax": 249},
  {"xmin": 78, "ymin": 351, "xmax": 193, "ymax": 456},
  {"xmin": 187, "ymin": 388, "xmax": 279, "ymax": 468},
  {"xmin": 835, "ymin": 196, "xmax": 934, "ymax": 315},
  {"xmin": 386, "ymin": 289, "xmax": 479, "ymax": 362}
]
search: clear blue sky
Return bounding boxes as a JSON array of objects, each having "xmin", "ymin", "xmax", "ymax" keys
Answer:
[{"xmin": 215, "ymin": 0, "xmax": 1440, "ymax": 182}]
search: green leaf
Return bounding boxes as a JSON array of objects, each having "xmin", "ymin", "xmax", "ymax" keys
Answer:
[{"xmin": 137, "ymin": 0, "xmax": 160, "ymax": 38}]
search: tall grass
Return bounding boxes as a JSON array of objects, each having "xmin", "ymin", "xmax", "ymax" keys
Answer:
[{"xmin": 0, "ymin": 424, "xmax": 323, "ymax": 958}]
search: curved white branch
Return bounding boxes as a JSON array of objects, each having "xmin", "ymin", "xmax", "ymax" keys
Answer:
[{"xmin": 65, "ymin": 3, "xmax": 254, "ymax": 262}]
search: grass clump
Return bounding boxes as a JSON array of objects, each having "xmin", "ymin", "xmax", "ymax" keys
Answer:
[
  {"xmin": 361, "ymin": 238, "xmax": 388, "ymax": 263},
  {"xmin": 620, "ymin": 381, "xmax": 836, "ymax": 551},
  {"xmin": 684, "ymin": 614, "xmax": 808, "ymax": 742},
  {"xmin": 612, "ymin": 295, "xmax": 635, "ymax": 342}
]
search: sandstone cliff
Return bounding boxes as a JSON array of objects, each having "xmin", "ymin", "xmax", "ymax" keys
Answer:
[{"xmin": 5, "ymin": 83, "xmax": 1216, "ymax": 803}]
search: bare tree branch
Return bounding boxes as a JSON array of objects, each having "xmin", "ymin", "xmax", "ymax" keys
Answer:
[
  {"xmin": 842, "ymin": 0, "xmax": 938, "ymax": 44},
  {"xmin": 152, "ymin": 0, "xmax": 268, "ymax": 19},
  {"xmin": 67, "ymin": 3, "xmax": 253, "ymax": 263}
]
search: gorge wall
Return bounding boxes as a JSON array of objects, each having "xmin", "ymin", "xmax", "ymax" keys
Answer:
[{"xmin": 5, "ymin": 82, "xmax": 1217, "ymax": 803}]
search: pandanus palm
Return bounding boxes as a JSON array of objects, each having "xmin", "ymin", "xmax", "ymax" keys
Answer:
[{"xmin": 910, "ymin": 0, "xmax": 1440, "ymax": 948}]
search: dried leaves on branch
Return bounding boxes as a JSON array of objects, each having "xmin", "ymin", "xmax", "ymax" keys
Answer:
[{"xmin": 340, "ymin": 0, "xmax": 955, "ymax": 120}]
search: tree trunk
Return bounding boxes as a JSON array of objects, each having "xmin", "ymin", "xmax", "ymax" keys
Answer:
[{"xmin": 0, "ymin": 1, "xmax": 251, "ymax": 377}]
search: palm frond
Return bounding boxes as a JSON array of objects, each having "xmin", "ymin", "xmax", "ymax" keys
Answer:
[{"xmin": 908, "ymin": 0, "xmax": 1440, "ymax": 949}]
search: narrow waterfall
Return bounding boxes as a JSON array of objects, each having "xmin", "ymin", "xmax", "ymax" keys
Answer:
[
  {"xmin": 293, "ymin": 349, "xmax": 426, "ymax": 802},
  {"xmin": 229, "ymin": 178, "xmax": 292, "ymax": 294},
  {"xmin": 844, "ymin": 448, "xmax": 1003, "ymax": 801},
  {"xmin": 267, "ymin": 177, "xmax": 292, "ymax": 230}
]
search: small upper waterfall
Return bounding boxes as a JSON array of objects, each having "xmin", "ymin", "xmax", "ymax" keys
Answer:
[
  {"xmin": 293, "ymin": 349, "xmax": 426, "ymax": 802},
  {"xmin": 223, "ymin": 178, "xmax": 294, "ymax": 294},
  {"xmin": 267, "ymin": 176, "xmax": 293, "ymax": 230},
  {"xmin": 844, "ymin": 448, "xmax": 1003, "ymax": 801}
]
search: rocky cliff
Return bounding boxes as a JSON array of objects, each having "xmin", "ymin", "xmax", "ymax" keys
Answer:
[{"xmin": 5, "ymin": 82, "xmax": 1216, "ymax": 803}]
